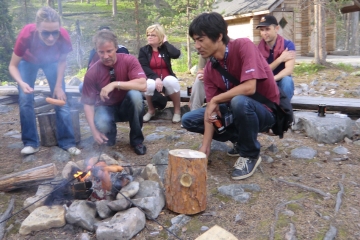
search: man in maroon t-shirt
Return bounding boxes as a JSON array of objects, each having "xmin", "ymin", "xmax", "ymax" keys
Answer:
[
  {"xmin": 81, "ymin": 30, "xmax": 147, "ymax": 155},
  {"xmin": 182, "ymin": 12, "xmax": 280, "ymax": 180}
]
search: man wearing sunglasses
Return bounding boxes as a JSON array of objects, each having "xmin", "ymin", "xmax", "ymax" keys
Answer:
[
  {"xmin": 81, "ymin": 30, "xmax": 148, "ymax": 155},
  {"xmin": 8, "ymin": 6, "xmax": 81, "ymax": 156}
]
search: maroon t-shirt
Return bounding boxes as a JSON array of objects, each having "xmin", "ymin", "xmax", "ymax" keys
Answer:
[
  {"xmin": 149, "ymin": 51, "xmax": 170, "ymax": 79},
  {"xmin": 203, "ymin": 38, "xmax": 279, "ymax": 105},
  {"xmin": 13, "ymin": 24, "xmax": 72, "ymax": 64},
  {"xmin": 81, "ymin": 54, "xmax": 146, "ymax": 106}
]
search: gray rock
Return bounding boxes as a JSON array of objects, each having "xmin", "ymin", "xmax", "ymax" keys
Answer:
[
  {"xmin": 99, "ymin": 153, "xmax": 121, "ymax": 166},
  {"xmin": 116, "ymin": 181, "xmax": 140, "ymax": 200},
  {"xmin": 238, "ymin": 184, "xmax": 261, "ymax": 192},
  {"xmin": 344, "ymin": 137, "xmax": 352, "ymax": 144},
  {"xmin": 235, "ymin": 213, "xmax": 243, "ymax": 222},
  {"xmin": 140, "ymin": 164, "xmax": 163, "ymax": 187},
  {"xmin": 291, "ymin": 146, "xmax": 317, "ymax": 159},
  {"xmin": 310, "ymin": 79, "xmax": 318, "ymax": 86},
  {"xmin": 23, "ymin": 185, "xmax": 54, "ymax": 213},
  {"xmin": 218, "ymin": 184, "xmax": 251, "ymax": 203},
  {"xmin": 19, "ymin": 205, "xmax": 65, "ymax": 235},
  {"xmin": 79, "ymin": 232, "xmax": 91, "ymax": 240},
  {"xmin": 324, "ymin": 151, "xmax": 331, "ymax": 155},
  {"xmin": 65, "ymin": 200, "xmax": 97, "ymax": 231},
  {"xmin": 200, "ymin": 226, "xmax": 209, "ymax": 231},
  {"xmin": 292, "ymin": 112, "xmax": 354, "ymax": 143},
  {"xmin": 4, "ymin": 130, "xmax": 20, "ymax": 136},
  {"xmin": 262, "ymin": 155, "xmax": 274, "ymax": 163},
  {"xmin": 7, "ymin": 142, "xmax": 23, "ymax": 149},
  {"xmin": 299, "ymin": 83, "xmax": 309, "ymax": 93},
  {"xmin": 23, "ymin": 155, "xmax": 37, "ymax": 163},
  {"xmin": 211, "ymin": 140, "xmax": 230, "ymax": 152},
  {"xmin": 96, "ymin": 200, "xmax": 114, "ymax": 219},
  {"xmin": 145, "ymin": 133, "xmax": 166, "ymax": 142},
  {"xmin": 51, "ymin": 146, "xmax": 71, "ymax": 162},
  {"xmin": 284, "ymin": 223, "xmax": 297, "ymax": 240},
  {"xmin": 107, "ymin": 198, "xmax": 131, "ymax": 212},
  {"xmin": 175, "ymin": 142, "xmax": 185, "ymax": 147},
  {"xmin": 267, "ymin": 144, "xmax": 278, "ymax": 153},
  {"xmin": 354, "ymin": 140, "xmax": 360, "ymax": 146},
  {"xmin": 166, "ymin": 135, "xmax": 181, "ymax": 141},
  {"xmin": 96, "ymin": 208, "xmax": 146, "ymax": 240},
  {"xmin": 155, "ymin": 126, "xmax": 171, "ymax": 132},
  {"xmin": 133, "ymin": 180, "xmax": 165, "ymax": 219},
  {"xmin": 0, "ymin": 105, "xmax": 12, "ymax": 114},
  {"xmin": 62, "ymin": 161, "xmax": 81, "ymax": 179},
  {"xmin": 332, "ymin": 146, "xmax": 348, "ymax": 155},
  {"xmin": 151, "ymin": 149, "xmax": 169, "ymax": 184},
  {"xmin": 67, "ymin": 76, "xmax": 82, "ymax": 86}
]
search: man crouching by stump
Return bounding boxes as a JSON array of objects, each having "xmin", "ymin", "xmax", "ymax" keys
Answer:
[
  {"xmin": 181, "ymin": 12, "xmax": 280, "ymax": 180},
  {"xmin": 81, "ymin": 30, "xmax": 147, "ymax": 155}
]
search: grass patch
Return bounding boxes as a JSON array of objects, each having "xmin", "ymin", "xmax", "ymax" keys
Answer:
[
  {"xmin": 334, "ymin": 63, "xmax": 354, "ymax": 72},
  {"xmin": 293, "ymin": 63, "xmax": 326, "ymax": 76}
]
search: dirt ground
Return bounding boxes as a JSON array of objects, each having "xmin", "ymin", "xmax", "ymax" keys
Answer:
[{"xmin": 1, "ymin": 66, "xmax": 360, "ymax": 240}]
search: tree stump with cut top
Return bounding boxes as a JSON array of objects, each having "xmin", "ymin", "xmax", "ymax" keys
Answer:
[
  {"xmin": 37, "ymin": 109, "xmax": 81, "ymax": 147},
  {"xmin": 165, "ymin": 149, "xmax": 207, "ymax": 214}
]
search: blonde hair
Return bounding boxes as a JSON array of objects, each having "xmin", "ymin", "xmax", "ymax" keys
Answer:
[
  {"xmin": 146, "ymin": 24, "xmax": 165, "ymax": 46},
  {"xmin": 93, "ymin": 30, "xmax": 118, "ymax": 50},
  {"xmin": 35, "ymin": 6, "xmax": 61, "ymax": 26}
]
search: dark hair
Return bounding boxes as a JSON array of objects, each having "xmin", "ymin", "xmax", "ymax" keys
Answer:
[{"xmin": 189, "ymin": 12, "xmax": 229, "ymax": 45}]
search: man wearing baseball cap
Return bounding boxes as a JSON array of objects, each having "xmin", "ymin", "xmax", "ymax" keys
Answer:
[{"xmin": 256, "ymin": 15, "xmax": 295, "ymax": 100}]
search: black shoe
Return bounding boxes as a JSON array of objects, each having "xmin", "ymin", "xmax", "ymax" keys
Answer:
[
  {"xmin": 231, "ymin": 156, "xmax": 262, "ymax": 180},
  {"xmin": 227, "ymin": 142, "xmax": 240, "ymax": 157},
  {"xmin": 133, "ymin": 144, "xmax": 146, "ymax": 155},
  {"xmin": 106, "ymin": 140, "xmax": 116, "ymax": 146}
]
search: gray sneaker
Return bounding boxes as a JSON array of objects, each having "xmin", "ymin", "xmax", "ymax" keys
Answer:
[
  {"xmin": 231, "ymin": 156, "xmax": 262, "ymax": 180},
  {"xmin": 227, "ymin": 142, "xmax": 240, "ymax": 157}
]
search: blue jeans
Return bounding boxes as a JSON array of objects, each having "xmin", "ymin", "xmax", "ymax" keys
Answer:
[
  {"xmin": 182, "ymin": 95, "xmax": 276, "ymax": 158},
  {"xmin": 277, "ymin": 76, "xmax": 294, "ymax": 100},
  {"xmin": 18, "ymin": 60, "xmax": 76, "ymax": 150},
  {"xmin": 94, "ymin": 90, "xmax": 144, "ymax": 147}
]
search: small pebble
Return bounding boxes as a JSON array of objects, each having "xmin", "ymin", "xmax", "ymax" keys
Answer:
[{"xmin": 200, "ymin": 226, "xmax": 209, "ymax": 231}]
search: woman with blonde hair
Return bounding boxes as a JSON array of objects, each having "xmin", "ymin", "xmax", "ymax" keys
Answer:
[
  {"xmin": 8, "ymin": 6, "xmax": 81, "ymax": 155},
  {"xmin": 138, "ymin": 24, "xmax": 181, "ymax": 123}
]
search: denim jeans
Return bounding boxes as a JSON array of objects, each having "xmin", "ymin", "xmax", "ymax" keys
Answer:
[
  {"xmin": 277, "ymin": 76, "xmax": 294, "ymax": 100},
  {"xmin": 182, "ymin": 95, "xmax": 276, "ymax": 158},
  {"xmin": 94, "ymin": 90, "xmax": 144, "ymax": 147},
  {"xmin": 18, "ymin": 60, "xmax": 76, "ymax": 150}
]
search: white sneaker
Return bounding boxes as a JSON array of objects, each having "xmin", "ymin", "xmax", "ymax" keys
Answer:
[
  {"xmin": 143, "ymin": 112, "xmax": 155, "ymax": 122},
  {"xmin": 21, "ymin": 146, "xmax": 39, "ymax": 155},
  {"xmin": 172, "ymin": 113, "xmax": 181, "ymax": 123},
  {"xmin": 67, "ymin": 147, "xmax": 81, "ymax": 155}
]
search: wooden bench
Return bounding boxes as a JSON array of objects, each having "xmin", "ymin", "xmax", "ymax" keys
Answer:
[{"xmin": 1, "ymin": 85, "xmax": 360, "ymax": 114}]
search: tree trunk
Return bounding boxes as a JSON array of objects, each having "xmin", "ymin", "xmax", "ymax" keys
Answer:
[
  {"xmin": 106, "ymin": 0, "xmax": 110, "ymax": 5},
  {"xmin": 0, "ymin": 164, "xmax": 58, "ymax": 192},
  {"xmin": 87, "ymin": 0, "xmax": 90, "ymax": 4},
  {"xmin": 198, "ymin": 0, "xmax": 204, "ymax": 9},
  {"xmin": 165, "ymin": 149, "xmax": 207, "ymax": 214},
  {"xmin": 57, "ymin": 0, "xmax": 62, "ymax": 16},
  {"xmin": 75, "ymin": 20, "xmax": 83, "ymax": 69},
  {"xmin": 112, "ymin": 0, "xmax": 117, "ymax": 16},
  {"xmin": 344, "ymin": 13, "xmax": 349, "ymax": 50},
  {"xmin": 47, "ymin": 0, "xmax": 54, "ymax": 8},
  {"xmin": 134, "ymin": 0, "xmax": 140, "ymax": 54},
  {"xmin": 314, "ymin": 0, "xmax": 320, "ymax": 64},
  {"xmin": 350, "ymin": 12, "xmax": 359, "ymax": 55},
  {"xmin": 319, "ymin": 1, "xmax": 326, "ymax": 63},
  {"xmin": 187, "ymin": 0, "xmax": 192, "ymax": 71}
]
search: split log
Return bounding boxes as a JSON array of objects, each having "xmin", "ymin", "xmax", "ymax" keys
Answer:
[
  {"xmin": 0, "ymin": 197, "xmax": 15, "ymax": 240},
  {"xmin": 37, "ymin": 110, "xmax": 81, "ymax": 147},
  {"xmin": 165, "ymin": 149, "xmax": 207, "ymax": 214},
  {"xmin": 0, "ymin": 163, "xmax": 58, "ymax": 192}
]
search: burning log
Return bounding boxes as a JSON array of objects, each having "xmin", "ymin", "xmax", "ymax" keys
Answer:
[
  {"xmin": 0, "ymin": 163, "xmax": 58, "ymax": 192},
  {"xmin": 165, "ymin": 149, "xmax": 207, "ymax": 214}
]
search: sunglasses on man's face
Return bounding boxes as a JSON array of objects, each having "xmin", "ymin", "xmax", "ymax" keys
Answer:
[
  {"xmin": 40, "ymin": 30, "xmax": 60, "ymax": 39},
  {"xmin": 109, "ymin": 68, "xmax": 116, "ymax": 82}
]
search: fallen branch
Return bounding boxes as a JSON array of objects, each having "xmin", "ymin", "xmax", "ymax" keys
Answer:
[
  {"xmin": 276, "ymin": 178, "xmax": 330, "ymax": 198},
  {"xmin": 269, "ymin": 199, "xmax": 302, "ymax": 240},
  {"xmin": 334, "ymin": 182, "xmax": 344, "ymax": 214},
  {"xmin": 0, "ymin": 197, "xmax": 15, "ymax": 240}
]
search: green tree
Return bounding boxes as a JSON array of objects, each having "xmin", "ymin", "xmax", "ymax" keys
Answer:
[{"xmin": 0, "ymin": 0, "xmax": 15, "ymax": 82}]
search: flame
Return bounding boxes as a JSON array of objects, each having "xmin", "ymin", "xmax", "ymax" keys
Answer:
[{"xmin": 74, "ymin": 171, "xmax": 91, "ymax": 182}]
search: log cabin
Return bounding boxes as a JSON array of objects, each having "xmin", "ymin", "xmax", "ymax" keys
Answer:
[{"xmin": 212, "ymin": 0, "xmax": 337, "ymax": 56}]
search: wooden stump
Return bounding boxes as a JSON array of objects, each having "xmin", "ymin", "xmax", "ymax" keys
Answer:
[
  {"xmin": 165, "ymin": 149, "xmax": 207, "ymax": 214},
  {"xmin": 37, "ymin": 110, "xmax": 81, "ymax": 147}
]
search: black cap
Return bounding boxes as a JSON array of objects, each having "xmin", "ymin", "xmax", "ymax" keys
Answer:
[{"xmin": 256, "ymin": 15, "xmax": 278, "ymax": 29}]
